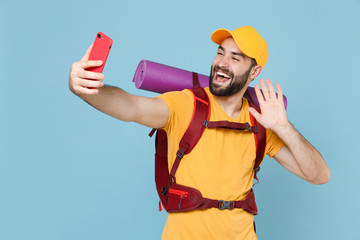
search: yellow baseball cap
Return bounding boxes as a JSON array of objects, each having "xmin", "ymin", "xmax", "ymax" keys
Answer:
[{"xmin": 211, "ymin": 26, "xmax": 268, "ymax": 68}]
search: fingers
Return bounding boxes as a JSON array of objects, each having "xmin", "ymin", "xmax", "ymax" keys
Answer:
[
  {"xmin": 70, "ymin": 77, "xmax": 105, "ymax": 95},
  {"xmin": 69, "ymin": 45, "xmax": 107, "ymax": 96},
  {"xmin": 77, "ymin": 69, "xmax": 105, "ymax": 81},
  {"xmin": 266, "ymin": 79, "xmax": 276, "ymax": 100},
  {"xmin": 253, "ymin": 78, "xmax": 286, "ymax": 113},
  {"xmin": 70, "ymin": 71, "xmax": 105, "ymax": 88},
  {"xmin": 276, "ymin": 83, "xmax": 285, "ymax": 107},
  {"xmin": 69, "ymin": 60, "xmax": 105, "ymax": 95},
  {"xmin": 69, "ymin": 62, "xmax": 105, "ymax": 82},
  {"xmin": 74, "ymin": 60, "xmax": 103, "ymax": 70},
  {"xmin": 258, "ymin": 78, "xmax": 281, "ymax": 100},
  {"xmin": 259, "ymin": 78, "xmax": 270, "ymax": 100},
  {"xmin": 248, "ymin": 107, "xmax": 261, "ymax": 121},
  {"xmin": 74, "ymin": 85, "xmax": 101, "ymax": 95},
  {"xmin": 254, "ymin": 83, "xmax": 265, "ymax": 105},
  {"xmin": 79, "ymin": 78, "xmax": 105, "ymax": 88},
  {"xmin": 276, "ymin": 83, "xmax": 283, "ymax": 97}
]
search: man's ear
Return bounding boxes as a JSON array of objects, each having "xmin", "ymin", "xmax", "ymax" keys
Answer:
[{"xmin": 249, "ymin": 65, "xmax": 262, "ymax": 81}]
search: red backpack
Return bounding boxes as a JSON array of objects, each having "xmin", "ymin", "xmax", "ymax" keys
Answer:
[{"xmin": 149, "ymin": 74, "xmax": 268, "ymax": 215}]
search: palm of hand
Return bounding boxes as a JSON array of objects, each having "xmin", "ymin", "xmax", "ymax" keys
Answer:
[{"xmin": 249, "ymin": 79, "xmax": 288, "ymax": 132}]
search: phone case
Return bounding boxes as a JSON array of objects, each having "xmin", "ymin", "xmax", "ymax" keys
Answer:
[{"xmin": 87, "ymin": 32, "xmax": 113, "ymax": 73}]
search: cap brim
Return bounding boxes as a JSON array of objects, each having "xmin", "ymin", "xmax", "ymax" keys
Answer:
[{"xmin": 211, "ymin": 28, "xmax": 233, "ymax": 45}]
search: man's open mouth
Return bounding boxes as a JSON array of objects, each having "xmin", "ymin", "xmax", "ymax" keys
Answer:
[{"xmin": 214, "ymin": 70, "xmax": 232, "ymax": 83}]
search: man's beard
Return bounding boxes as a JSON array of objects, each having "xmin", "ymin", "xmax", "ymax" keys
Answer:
[{"xmin": 209, "ymin": 65, "xmax": 252, "ymax": 97}]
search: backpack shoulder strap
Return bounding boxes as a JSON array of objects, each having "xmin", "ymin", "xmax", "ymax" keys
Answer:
[
  {"xmin": 179, "ymin": 87, "xmax": 210, "ymax": 153},
  {"xmin": 244, "ymin": 88, "xmax": 267, "ymax": 181},
  {"xmin": 169, "ymin": 87, "xmax": 210, "ymax": 183},
  {"xmin": 154, "ymin": 74, "xmax": 208, "ymax": 211}
]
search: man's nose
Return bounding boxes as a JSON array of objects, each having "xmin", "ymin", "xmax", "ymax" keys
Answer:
[{"xmin": 217, "ymin": 56, "xmax": 230, "ymax": 69}]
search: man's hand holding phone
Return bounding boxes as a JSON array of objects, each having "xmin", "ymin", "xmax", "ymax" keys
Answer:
[
  {"xmin": 69, "ymin": 32, "xmax": 112, "ymax": 96},
  {"xmin": 69, "ymin": 44, "xmax": 105, "ymax": 95},
  {"xmin": 69, "ymin": 45, "xmax": 105, "ymax": 95}
]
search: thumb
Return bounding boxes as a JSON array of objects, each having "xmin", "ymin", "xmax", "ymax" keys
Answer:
[
  {"xmin": 248, "ymin": 107, "xmax": 261, "ymax": 121},
  {"xmin": 81, "ymin": 44, "xmax": 94, "ymax": 61}
]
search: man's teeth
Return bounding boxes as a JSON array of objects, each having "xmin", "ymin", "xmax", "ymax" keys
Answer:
[{"xmin": 217, "ymin": 71, "xmax": 230, "ymax": 78}]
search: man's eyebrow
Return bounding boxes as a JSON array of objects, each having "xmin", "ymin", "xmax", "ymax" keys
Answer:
[{"xmin": 218, "ymin": 46, "xmax": 245, "ymax": 58}]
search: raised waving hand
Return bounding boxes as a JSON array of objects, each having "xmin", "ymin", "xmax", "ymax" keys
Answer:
[{"xmin": 248, "ymin": 78, "xmax": 288, "ymax": 132}]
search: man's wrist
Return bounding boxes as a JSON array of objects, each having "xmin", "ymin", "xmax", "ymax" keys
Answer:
[{"xmin": 272, "ymin": 120, "xmax": 293, "ymax": 138}]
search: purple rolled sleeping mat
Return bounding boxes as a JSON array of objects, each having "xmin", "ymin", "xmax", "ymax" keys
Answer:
[{"xmin": 132, "ymin": 59, "xmax": 287, "ymax": 109}]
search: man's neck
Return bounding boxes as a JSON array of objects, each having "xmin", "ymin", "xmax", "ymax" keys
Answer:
[{"xmin": 213, "ymin": 87, "xmax": 247, "ymax": 119}]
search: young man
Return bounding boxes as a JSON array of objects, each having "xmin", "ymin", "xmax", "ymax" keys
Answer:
[{"xmin": 69, "ymin": 26, "xmax": 330, "ymax": 239}]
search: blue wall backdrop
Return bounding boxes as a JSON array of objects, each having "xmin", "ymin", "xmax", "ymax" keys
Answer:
[{"xmin": 1, "ymin": 0, "xmax": 359, "ymax": 239}]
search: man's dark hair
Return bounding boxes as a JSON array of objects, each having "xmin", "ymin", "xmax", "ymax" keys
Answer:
[{"xmin": 250, "ymin": 58, "xmax": 257, "ymax": 68}]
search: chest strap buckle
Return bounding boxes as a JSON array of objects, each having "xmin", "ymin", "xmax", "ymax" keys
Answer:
[{"xmin": 217, "ymin": 200, "xmax": 235, "ymax": 210}]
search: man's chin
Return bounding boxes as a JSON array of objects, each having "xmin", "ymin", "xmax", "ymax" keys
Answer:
[{"xmin": 209, "ymin": 84, "xmax": 231, "ymax": 96}]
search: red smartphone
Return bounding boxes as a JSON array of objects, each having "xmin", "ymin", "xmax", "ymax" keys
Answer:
[{"xmin": 87, "ymin": 32, "xmax": 113, "ymax": 73}]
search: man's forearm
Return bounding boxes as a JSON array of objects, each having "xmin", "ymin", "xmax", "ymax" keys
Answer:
[
  {"xmin": 274, "ymin": 121, "xmax": 330, "ymax": 184},
  {"xmin": 78, "ymin": 85, "xmax": 137, "ymax": 122},
  {"xmin": 74, "ymin": 84, "xmax": 169, "ymax": 129}
]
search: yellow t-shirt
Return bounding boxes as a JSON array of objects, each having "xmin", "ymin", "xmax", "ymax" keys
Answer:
[{"xmin": 157, "ymin": 87, "xmax": 284, "ymax": 240}]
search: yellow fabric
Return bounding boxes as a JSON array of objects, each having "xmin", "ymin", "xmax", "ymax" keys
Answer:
[
  {"xmin": 156, "ymin": 87, "xmax": 284, "ymax": 240},
  {"xmin": 211, "ymin": 26, "xmax": 268, "ymax": 68}
]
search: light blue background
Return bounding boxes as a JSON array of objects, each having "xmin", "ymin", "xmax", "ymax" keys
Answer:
[{"xmin": 1, "ymin": 0, "xmax": 359, "ymax": 239}]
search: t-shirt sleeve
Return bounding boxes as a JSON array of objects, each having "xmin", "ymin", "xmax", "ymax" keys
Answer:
[
  {"xmin": 155, "ymin": 90, "xmax": 194, "ymax": 135},
  {"xmin": 265, "ymin": 129, "xmax": 285, "ymax": 158}
]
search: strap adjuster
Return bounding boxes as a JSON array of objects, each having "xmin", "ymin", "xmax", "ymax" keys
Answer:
[
  {"xmin": 176, "ymin": 148, "xmax": 185, "ymax": 159},
  {"xmin": 161, "ymin": 186, "xmax": 168, "ymax": 195},
  {"xmin": 245, "ymin": 122, "xmax": 258, "ymax": 133},
  {"xmin": 217, "ymin": 200, "xmax": 235, "ymax": 210},
  {"xmin": 245, "ymin": 122, "xmax": 251, "ymax": 132},
  {"xmin": 253, "ymin": 126, "xmax": 258, "ymax": 134},
  {"xmin": 203, "ymin": 120, "xmax": 208, "ymax": 127}
]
